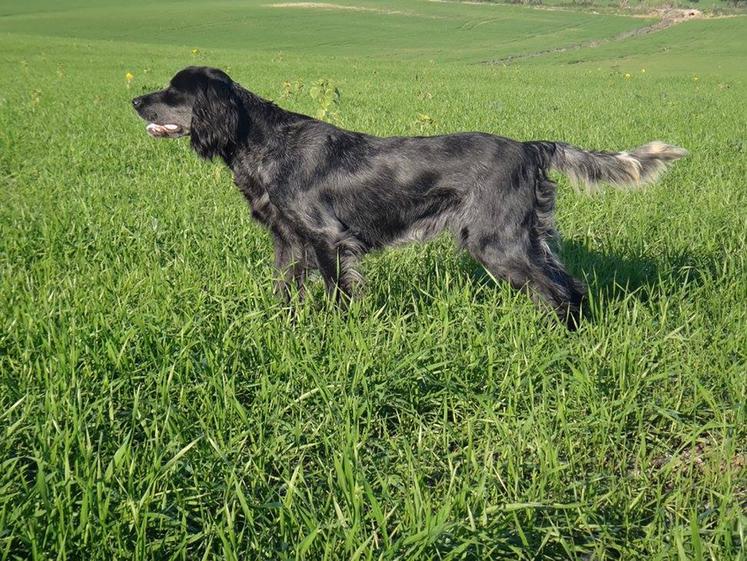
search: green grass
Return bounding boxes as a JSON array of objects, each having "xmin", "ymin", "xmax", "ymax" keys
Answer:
[
  {"xmin": 1, "ymin": 1, "xmax": 746, "ymax": 560},
  {"xmin": 0, "ymin": 0, "xmax": 653, "ymax": 62}
]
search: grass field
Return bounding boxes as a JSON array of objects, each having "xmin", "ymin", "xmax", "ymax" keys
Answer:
[{"xmin": 1, "ymin": 1, "xmax": 746, "ymax": 559}]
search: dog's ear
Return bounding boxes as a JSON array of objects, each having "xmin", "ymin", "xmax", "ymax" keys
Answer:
[{"xmin": 190, "ymin": 79, "xmax": 247, "ymax": 161}]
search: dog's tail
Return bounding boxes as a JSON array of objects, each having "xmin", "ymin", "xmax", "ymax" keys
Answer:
[{"xmin": 526, "ymin": 140, "xmax": 687, "ymax": 192}]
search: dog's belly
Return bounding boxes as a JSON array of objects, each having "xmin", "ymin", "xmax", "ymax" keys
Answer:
[{"xmin": 389, "ymin": 213, "xmax": 455, "ymax": 247}]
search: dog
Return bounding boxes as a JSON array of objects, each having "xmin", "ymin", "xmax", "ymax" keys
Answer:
[{"xmin": 132, "ymin": 66, "xmax": 686, "ymax": 329}]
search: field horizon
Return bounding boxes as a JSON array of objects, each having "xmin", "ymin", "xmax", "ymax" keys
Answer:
[{"xmin": 1, "ymin": 1, "xmax": 745, "ymax": 560}]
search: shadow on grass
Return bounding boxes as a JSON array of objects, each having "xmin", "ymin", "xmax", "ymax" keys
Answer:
[
  {"xmin": 559, "ymin": 237, "xmax": 711, "ymax": 303},
  {"xmin": 349, "ymin": 233, "xmax": 719, "ymax": 332},
  {"xmin": 375, "ymin": 237, "xmax": 713, "ymax": 326}
]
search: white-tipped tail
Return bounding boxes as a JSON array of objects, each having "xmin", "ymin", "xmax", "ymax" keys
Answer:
[{"xmin": 528, "ymin": 140, "xmax": 687, "ymax": 193}]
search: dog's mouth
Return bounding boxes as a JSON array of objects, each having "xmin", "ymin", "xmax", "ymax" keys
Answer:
[{"xmin": 146, "ymin": 123, "xmax": 188, "ymax": 138}]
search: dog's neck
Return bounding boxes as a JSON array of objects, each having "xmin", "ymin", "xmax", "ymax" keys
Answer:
[
  {"xmin": 237, "ymin": 88, "xmax": 305, "ymax": 150},
  {"xmin": 224, "ymin": 88, "xmax": 307, "ymax": 181}
]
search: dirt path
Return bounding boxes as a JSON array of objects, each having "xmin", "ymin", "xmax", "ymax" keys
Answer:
[{"xmin": 483, "ymin": 8, "xmax": 704, "ymax": 64}]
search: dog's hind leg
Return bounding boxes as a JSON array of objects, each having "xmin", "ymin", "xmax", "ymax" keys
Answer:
[
  {"xmin": 527, "ymin": 245, "xmax": 586, "ymax": 330},
  {"xmin": 467, "ymin": 233, "xmax": 585, "ymax": 329}
]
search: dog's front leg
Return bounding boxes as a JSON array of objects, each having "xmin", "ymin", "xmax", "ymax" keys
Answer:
[
  {"xmin": 272, "ymin": 232, "xmax": 309, "ymax": 302},
  {"xmin": 311, "ymin": 240, "xmax": 358, "ymax": 305}
]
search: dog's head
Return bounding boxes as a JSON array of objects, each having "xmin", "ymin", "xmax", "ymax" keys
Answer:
[{"xmin": 131, "ymin": 66, "xmax": 247, "ymax": 160}]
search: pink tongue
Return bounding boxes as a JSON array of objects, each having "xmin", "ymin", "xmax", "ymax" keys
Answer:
[{"xmin": 147, "ymin": 123, "xmax": 179, "ymax": 133}]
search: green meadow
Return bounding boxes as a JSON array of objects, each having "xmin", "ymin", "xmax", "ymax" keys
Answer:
[{"xmin": 0, "ymin": 1, "xmax": 745, "ymax": 559}]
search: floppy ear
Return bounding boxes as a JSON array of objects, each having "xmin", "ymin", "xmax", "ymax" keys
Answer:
[{"xmin": 190, "ymin": 80, "xmax": 247, "ymax": 161}]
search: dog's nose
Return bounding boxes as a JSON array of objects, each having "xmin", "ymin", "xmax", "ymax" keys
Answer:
[{"xmin": 132, "ymin": 96, "xmax": 143, "ymax": 108}]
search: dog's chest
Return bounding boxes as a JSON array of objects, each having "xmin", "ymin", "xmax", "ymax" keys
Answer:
[{"xmin": 232, "ymin": 171, "xmax": 276, "ymax": 227}]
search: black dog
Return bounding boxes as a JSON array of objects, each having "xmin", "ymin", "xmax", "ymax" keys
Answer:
[{"xmin": 132, "ymin": 66, "xmax": 686, "ymax": 328}]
